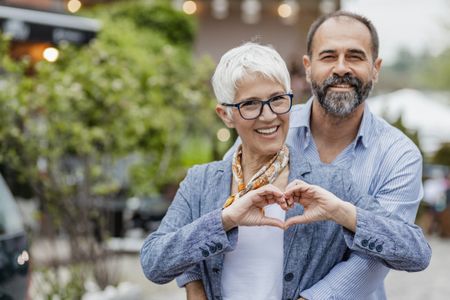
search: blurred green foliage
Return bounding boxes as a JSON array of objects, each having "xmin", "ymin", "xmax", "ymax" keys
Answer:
[
  {"xmin": 432, "ymin": 143, "xmax": 450, "ymax": 166},
  {"xmin": 379, "ymin": 47, "xmax": 450, "ymax": 93},
  {"xmin": 0, "ymin": 0, "xmax": 222, "ymax": 201},
  {"xmin": 0, "ymin": 0, "xmax": 226, "ymax": 296},
  {"xmin": 421, "ymin": 48, "xmax": 450, "ymax": 91}
]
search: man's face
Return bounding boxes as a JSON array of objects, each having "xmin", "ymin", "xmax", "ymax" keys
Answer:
[{"xmin": 304, "ymin": 17, "xmax": 382, "ymax": 118}]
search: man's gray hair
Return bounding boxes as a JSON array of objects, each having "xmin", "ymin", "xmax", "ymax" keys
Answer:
[{"xmin": 212, "ymin": 42, "xmax": 291, "ymax": 105}]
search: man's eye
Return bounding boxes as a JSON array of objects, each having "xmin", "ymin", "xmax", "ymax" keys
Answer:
[{"xmin": 348, "ymin": 55, "xmax": 363, "ymax": 61}]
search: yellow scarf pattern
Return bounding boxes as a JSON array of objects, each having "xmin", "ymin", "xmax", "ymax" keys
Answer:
[{"xmin": 223, "ymin": 144, "xmax": 289, "ymax": 208}]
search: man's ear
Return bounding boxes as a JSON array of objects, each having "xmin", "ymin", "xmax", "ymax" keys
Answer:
[
  {"xmin": 303, "ymin": 55, "xmax": 312, "ymax": 83},
  {"xmin": 216, "ymin": 104, "xmax": 235, "ymax": 128},
  {"xmin": 372, "ymin": 57, "xmax": 382, "ymax": 82}
]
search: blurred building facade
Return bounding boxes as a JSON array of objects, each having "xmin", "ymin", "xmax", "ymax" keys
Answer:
[
  {"xmin": 1, "ymin": 0, "xmax": 341, "ymax": 101},
  {"xmin": 0, "ymin": 0, "xmax": 100, "ymax": 63},
  {"xmin": 180, "ymin": 0, "xmax": 341, "ymax": 103}
]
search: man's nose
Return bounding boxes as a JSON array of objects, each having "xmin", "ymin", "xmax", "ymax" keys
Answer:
[{"xmin": 333, "ymin": 56, "xmax": 351, "ymax": 77}]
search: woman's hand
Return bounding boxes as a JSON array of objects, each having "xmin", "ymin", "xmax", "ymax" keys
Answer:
[
  {"xmin": 221, "ymin": 184, "xmax": 286, "ymax": 231},
  {"xmin": 185, "ymin": 280, "xmax": 207, "ymax": 300},
  {"xmin": 284, "ymin": 180, "xmax": 357, "ymax": 231}
]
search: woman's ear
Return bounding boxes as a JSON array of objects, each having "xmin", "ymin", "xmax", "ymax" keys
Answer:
[{"xmin": 216, "ymin": 104, "xmax": 235, "ymax": 128}]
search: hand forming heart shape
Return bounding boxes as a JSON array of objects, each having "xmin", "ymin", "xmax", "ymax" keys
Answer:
[{"xmin": 221, "ymin": 180, "xmax": 353, "ymax": 231}]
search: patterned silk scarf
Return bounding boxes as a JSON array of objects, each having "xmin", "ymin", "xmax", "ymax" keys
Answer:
[{"xmin": 223, "ymin": 144, "xmax": 289, "ymax": 208}]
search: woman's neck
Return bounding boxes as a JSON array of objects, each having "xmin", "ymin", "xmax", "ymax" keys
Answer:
[{"xmin": 240, "ymin": 149, "xmax": 276, "ymax": 184}]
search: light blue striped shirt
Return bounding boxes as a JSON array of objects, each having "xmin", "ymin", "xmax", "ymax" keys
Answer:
[{"xmin": 289, "ymin": 99, "xmax": 424, "ymax": 300}]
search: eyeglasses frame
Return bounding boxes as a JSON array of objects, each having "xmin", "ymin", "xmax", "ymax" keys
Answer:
[{"xmin": 221, "ymin": 93, "xmax": 294, "ymax": 120}]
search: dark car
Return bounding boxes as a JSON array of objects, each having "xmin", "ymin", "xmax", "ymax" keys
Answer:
[{"xmin": 0, "ymin": 174, "xmax": 30, "ymax": 300}]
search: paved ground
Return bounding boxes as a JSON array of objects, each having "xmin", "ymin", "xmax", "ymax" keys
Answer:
[{"xmin": 127, "ymin": 235, "xmax": 450, "ymax": 300}]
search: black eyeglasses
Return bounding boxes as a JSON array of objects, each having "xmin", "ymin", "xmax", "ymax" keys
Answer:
[{"xmin": 221, "ymin": 93, "xmax": 293, "ymax": 120}]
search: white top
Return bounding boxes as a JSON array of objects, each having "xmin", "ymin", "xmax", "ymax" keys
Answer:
[{"xmin": 221, "ymin": 203, "xmax": 285, "ymax": 300}]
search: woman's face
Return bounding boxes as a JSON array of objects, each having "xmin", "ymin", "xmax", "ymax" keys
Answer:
[{"xmin": 217, "ymin": 74, "xmax": 290, "ymax": 159}]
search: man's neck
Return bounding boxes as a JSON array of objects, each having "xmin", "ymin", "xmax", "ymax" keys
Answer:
[{"xmin": 310, "ymin": 99, "xmax": 365, "ymax": 164}]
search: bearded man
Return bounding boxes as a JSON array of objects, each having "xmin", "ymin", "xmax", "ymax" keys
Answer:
[{"xmin": 288, "ymin": 11, "xmax": 424, "ymax": 300}]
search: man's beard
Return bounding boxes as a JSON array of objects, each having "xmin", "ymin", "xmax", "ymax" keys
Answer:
[{"xmin": 311, "ymin": 74, "xmax": 373, "ymax": 118}]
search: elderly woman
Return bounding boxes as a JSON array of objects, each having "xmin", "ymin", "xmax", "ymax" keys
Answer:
[{"xmin": 140, "ymin": 43, "xmax": 430, "ymax": 300}]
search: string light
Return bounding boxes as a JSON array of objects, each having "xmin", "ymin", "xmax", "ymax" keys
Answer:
[
  {"xmin": 182, "ymin": 1, "xmax": 197, "ymax": 15},
  {"xmin": 278, "ymin": 3, "xmax": 292, "ymax": 18},
  {"xmin": 217, "ymin": 128, "xmax": 231, "ymax": 142},
  {"xmin": 43, "ymin": 47, "xmax": 59, "ymax": 62},
  {"xmin": 67, "ymin": 0, "xmax": 82, "ymax": 13},
  {"xmin": 278, "ymin": 1, "xmax": 300, "ymax": 25}
]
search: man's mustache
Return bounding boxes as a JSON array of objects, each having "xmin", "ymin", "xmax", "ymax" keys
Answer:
[{"xmin": 322, "ymin": 74, "xmax": 362, "ymax": 92}]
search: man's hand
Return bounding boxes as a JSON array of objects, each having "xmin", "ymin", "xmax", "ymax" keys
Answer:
[{"xmin": 284, "ymin": 180, "xmax": 357, "ymax": 231}]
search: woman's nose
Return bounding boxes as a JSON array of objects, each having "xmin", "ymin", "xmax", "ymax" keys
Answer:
[{"xmin": 258, "ymin": 103, "xmax": 277, "ymax": 121}]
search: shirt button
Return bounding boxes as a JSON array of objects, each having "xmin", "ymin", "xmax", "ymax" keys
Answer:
[
  {"xmin": 284, "ymin": 273, "xmax": 294, "ymax": 281},
  {"xmin": 361, "ymin": 239, "xmax": 368, "ymax": 247},
  {"xmin": 369, "ymin": 242, "xmax": 375, "ymax": 250},
  {"xmin": 376, "ymin": 244, "xmax": 383, "ymax": 252},
  {"xmin": 201, "ymin": 250, "xmax": 209, "ymax": 257}
]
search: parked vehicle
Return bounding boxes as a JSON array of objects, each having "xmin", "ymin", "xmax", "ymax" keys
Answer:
[{"xmin": 0, "ymin": 173, "xmax": 30, "ymax": 300}]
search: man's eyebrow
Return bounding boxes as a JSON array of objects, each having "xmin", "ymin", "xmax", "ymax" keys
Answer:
[
  {"xmin": 348, "ymin": 49, "xmax": 367, "ymax": 58},
  {"xmin": 318, "ymin": 49, "xmax": 336, "ymax": 56}
]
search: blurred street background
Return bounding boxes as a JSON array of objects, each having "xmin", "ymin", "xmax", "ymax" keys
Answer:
[{"xmin": 0, "ymin": 0, "xmax": 449, "ymax": 299}]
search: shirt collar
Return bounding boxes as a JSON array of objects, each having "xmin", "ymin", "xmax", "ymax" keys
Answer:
[
  {"xmin": 290, "ymin": 97, "xmax": 313, "ymax": 130},
  {"xmin": 290, "ymin": 97, "xmax": 373, "ymax": 149},
  {"xmin": 355, "ymin": 102, "xmax": 373, "ymax": 149}
]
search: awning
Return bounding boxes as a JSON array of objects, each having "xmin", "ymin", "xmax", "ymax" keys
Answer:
[{"xmin": 0, "ymin": 5, "xmax": 101, "ymax": 45}]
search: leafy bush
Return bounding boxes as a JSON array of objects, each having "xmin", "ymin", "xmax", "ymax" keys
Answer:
[{"xmin": 0, "ymin": 0, "xmax": 223, "ymax": 296}]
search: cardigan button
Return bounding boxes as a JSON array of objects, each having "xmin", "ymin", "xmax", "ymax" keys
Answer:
[
  {"xmin": 201, "ymin": 250, "xmax": 209, "ymax": 257},
  {"xmin": 284, "ymin": 272, "xmax": 294, "ymax": 281},
  {"xmin": 216, "ymin": 242, "xmax": 223, "ymax": 250},
  {"xmin": 376, "ymin": 244, "xmax": 383, "ymax": 252},
  {"xmin": 369, "ymin": 242, "xmax": 375, "ymax": 250},
  {"xmin": 361, "ymin": 239, "xmax": 368, "ymax": 247}
]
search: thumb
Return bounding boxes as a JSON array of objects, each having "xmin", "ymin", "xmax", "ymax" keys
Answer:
[
  {"xmin": 260, "ymin": 216, "xmax": 285, "ymax": 230},
  {"xmin": 285, "ymin": 215, "xmax": 310, "ymax": 228}
]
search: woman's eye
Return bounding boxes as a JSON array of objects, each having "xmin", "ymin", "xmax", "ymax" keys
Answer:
[
  {"xmin": 241, "ymin": 100, "xmax": 259, "ymax": 108},
  {"xmin": 271, "ymin": 95, "xmax": 284, "ymax": 101}
]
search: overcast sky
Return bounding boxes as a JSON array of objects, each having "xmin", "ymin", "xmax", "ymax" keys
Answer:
[{"xmin": 341, "ymin": 0, "xmax": 450, "ymax": 65}]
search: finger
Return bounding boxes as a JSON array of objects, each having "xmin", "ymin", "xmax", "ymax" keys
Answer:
[
  {"xmin": 261, "ymin": 184, "xmax": 285, "ymax": 196},
  {"xmin": 285, "ymin": 215, "xmax": 311, "ymax": 228},
  {"xmin": 276, "ymin": 196, "xmax": 290, "ymax": 211},
  {"xmin": 285, "ymin": 179, "xmax": 303, "ymax": 190},
  {"xmin": 259, "ymin": 217, "xmax": 285, "ymax": 229},
  {"xmin": 285, "ymin": 184, "xmax": 307, "ymax": 197}
]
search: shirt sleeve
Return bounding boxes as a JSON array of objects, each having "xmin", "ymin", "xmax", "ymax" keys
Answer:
[
  {"xmin": 342, "ymin": 205, "xmax": 430, "ymax": 272},
  {"xmin": 301, "ymin": 142, "xmax": 425, "ymax": 300}
]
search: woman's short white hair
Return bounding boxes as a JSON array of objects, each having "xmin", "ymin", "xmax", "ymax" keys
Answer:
[{"xmin": 212, "ymin": 42, "xmax": 291, "ymax": 105}]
